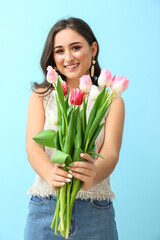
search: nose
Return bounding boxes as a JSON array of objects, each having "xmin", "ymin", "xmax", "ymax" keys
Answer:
[{"xmin": 65, "ymin": 50, "xmax": 74, "ymax": 63}]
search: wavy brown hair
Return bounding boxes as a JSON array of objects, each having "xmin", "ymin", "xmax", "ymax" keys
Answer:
[{"xmin": 32, "ymin": 17, "xmax": 101, "ymax": 94}]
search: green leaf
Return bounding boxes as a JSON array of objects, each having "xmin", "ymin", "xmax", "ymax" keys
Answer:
[
  {"xmin": 64, "ymin": 88, "xmax": 70, "ymax": 110},
  {"xmin": 51, "ymin": 150, "xmax": 72, "ymax": 165},
  {"xmin": 55, "ymin": 92, "xmax": 62, "ymax": 121},
  {"xmin": 82, "ymin": 98, "xmax": 88, "ymax": 134},
  {"xmin": 33, "ymin": 130, "xmax": 56, "ymax": 148},
  {"xmin": 56, "ymin": 77, "xmax": 68, "ymax": 137},
  {"xmin": 55, "ymin": 130, "xmax": 61, "ymax": 150},
  {"xmin": 61, "ymin": 115, "xmax": 65, "ymax": 136},
  {"xmin": 58, "ymin": 126, "xmax": 64, "ymax": 151},
  {"xmin": 86, "ymin": 151, "xmax": 104, "ymax": 159},
  {"xmin": 87, "ymin": 123, "xmax": 105, "ymax": 152},
  {"xmin": 63, "ymin": 110, "xmax": 75, "ymax": 154},
  {"xmin": 57, "ymin": 78, "xmax": 67, "ymax": 118},
  {"xmin": 67, "ymin": 105, "xmax": 74, "ymax": 117},
  {"xmin": 83, "ymin": 87, "xmax": 105, "ymax": 149},
  {"xmin": 72, "ymin": 147, "xmax": 83, "ymax": 162},
  {"xmin": 74, "ymin": 112, "xmax": 82, "ymax": 149},
  {"xmin": 85, "ymin": 96, "xmax": 112, "ymax": 151}
]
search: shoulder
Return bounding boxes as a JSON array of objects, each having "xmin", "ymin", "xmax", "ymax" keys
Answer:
[
  {"xmin": 28, "ymin": 88, "xmax": 47, "ymax": 113},
  {"xmin": 30, "ymin": 88, "xmax": 46, "ymax": 101},
  {"xmin": 109, "ymin": 97, "xmax": 125, "ymax": 114},
  {"xmin": 111, "ymin": 96, "xmax": 124, "ymax": 107},
  {"xmin": 29, "ymin": 88, "xmax": 53, "ymax": 105}
]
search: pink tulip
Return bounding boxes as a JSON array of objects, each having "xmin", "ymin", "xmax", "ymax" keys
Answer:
[
  {"xmin": 98, "ymin": 69, "xmax": 112, "ymax": 88},
  {"xmin": 46, "ymin": 66, "xmax": 58, "ymax": 83},
  {"xmin": 61, "ymin": 81, "xmax": 68, "ymax": 96},
  {"xmin": 111, "ymin": 75, "xmax": 129, "ymax": 98},
  {"xmin": 79, "ymin": 75, "xmax": 92, "ymax": 94},
  {"xmin": 70, "ymin": 88, "xmax": 85, "ymax": 105}
]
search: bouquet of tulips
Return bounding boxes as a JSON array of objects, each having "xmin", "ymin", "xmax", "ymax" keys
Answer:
[{"xmin": 33, "ymin": 66, "xmax": 129, "ymax": 238}]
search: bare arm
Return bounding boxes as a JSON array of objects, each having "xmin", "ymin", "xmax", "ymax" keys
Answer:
[
  {"xmin": 69, "ymin": 97, "xmax": 125, "ymax": 190},
  {"xmin": 26, "ymin": 90, "xmax": 72, "ymax": 189},
  {"xmin": 94, "ymin": 97, "xmax": 125, "ymax": 185}
]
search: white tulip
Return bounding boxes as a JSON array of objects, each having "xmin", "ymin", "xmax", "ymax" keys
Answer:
[{"xmin": 89, "ymin": 85, "xmax": 100, "ymax": 101}]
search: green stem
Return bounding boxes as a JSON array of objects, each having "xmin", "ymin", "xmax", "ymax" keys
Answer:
[
  {"xmin": 60, "ymin": 184, "xmax": 66, "ymax": 231},
  {"xmin": 55, "ymin": 198, "xmax": 60, "ymax": 235},
  {"xmin": 51, "ymin": 188, "xmax": 60, "ymax": 233},
  {"xmin": 66, "ymin": 181, "xmax": 72, "ymax": 238},
  {"xmin": 82, "ymin": 98, "xmax": 86, "ymax": 134},
  {"xmin": 69, "ymin": 178, "xmax": 81, "ymax": 221}
]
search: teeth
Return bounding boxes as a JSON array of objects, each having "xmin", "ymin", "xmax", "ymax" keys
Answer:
[{"xmin": 65, "ymin": 64, "xmax": 78, "ymax": 69}]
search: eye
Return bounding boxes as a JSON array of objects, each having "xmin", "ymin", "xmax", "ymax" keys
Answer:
[
  {"xmin": 72, "ymin": 45, "xmax": 81, "ymax": 51},
  {"xmin": 55, "ymin": 49, "xmax": 64, "ymax": 54}
]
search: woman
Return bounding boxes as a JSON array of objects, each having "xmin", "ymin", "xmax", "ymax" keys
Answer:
[{"xmin": 24, "ymin": 17, "xmax": 124, "ymax": 240}]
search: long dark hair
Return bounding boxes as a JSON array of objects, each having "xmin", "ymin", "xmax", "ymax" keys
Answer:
[{"xmin": 32, "ymin": 17, "xmax": 101, "ymax": 93}]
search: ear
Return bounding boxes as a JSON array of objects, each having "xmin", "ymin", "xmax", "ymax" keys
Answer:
[{"xmin": 91, "ymin": 41, "xmax": 98, "ymax": 57}]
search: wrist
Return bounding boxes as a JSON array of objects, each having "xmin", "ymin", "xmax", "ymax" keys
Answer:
[{"xmin": 92, "ymin": 165, "xmax": 98, "ymax": 187}]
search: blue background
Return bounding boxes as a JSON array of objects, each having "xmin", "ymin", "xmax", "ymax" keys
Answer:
[{"xmin": 0, "ymin": 0, "xmax": 160, "ymax": 239}]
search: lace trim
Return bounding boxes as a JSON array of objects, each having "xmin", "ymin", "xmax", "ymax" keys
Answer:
[{"xmin": 27, "ymin": 187, "xmax": 115, "ymax": 201}]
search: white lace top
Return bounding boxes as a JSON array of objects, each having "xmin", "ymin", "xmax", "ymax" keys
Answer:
[{"xmin": 27, "ymin": 90, "xmax": 115, "ymax": 201}]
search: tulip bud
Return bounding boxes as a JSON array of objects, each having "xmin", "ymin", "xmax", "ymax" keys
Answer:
[
  {"xmin": 111, "ymin": 76, "xmax": 129, "ymax": 98},
  {"xmin": 46, "ymin": 66, "xmax": 58, "ymax": 83},
  {"xmin": 61, "ymin": 80, "xmax": 68, "ymax": 96},
  {"xmin": 70, "ymin": 88, "xmax": 85, "ymax": 105},
  {"xmin": 79, "ymin": 75, "xmax": 92, "ymax": 94},
  {"xmin": 89, "ymin": 85, "xmax": 100, "ymax": 101},
  {"xmin": 98, "ymin": 69, "xmax": 112, "ymax": 88}
]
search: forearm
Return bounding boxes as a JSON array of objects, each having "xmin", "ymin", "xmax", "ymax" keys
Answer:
[
  {"xmin": 94, "ymin": 153, "xmax": 119, "ymax": 186},
  {"xmin": 26, "ymin": 142, "xmax": 54, "ymax": 185}
]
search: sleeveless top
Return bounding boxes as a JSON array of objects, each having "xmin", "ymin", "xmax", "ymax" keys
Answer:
[{"xmin": 27, "ymin": 90, "xmax": 115, "ymax": 201}]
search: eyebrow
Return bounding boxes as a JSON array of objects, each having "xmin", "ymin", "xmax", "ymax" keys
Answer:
[{"xmin": 54, "ymin": 41, "xmax": 82, "ymax": 49}]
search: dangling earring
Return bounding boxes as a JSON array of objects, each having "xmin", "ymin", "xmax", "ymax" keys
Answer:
[
  {"xmin": 91, "ymin": 57, "xmax": 96, "ymax": 77},
  {"xmin": 54, "ymin": 66, "xmax": 58, "ymax": 71}
]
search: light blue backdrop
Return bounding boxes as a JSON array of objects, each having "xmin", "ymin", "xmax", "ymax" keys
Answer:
[{"xmin": 0, "ymin": 0, "xmax": 160, "ymax": 239}]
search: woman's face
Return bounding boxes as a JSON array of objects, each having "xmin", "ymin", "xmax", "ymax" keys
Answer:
[{"xmin": 53, "ymin": 28, "xmax": 97, "ymax": 82}]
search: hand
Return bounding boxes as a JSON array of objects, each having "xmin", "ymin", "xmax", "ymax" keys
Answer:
[
  {"xmin": 69, "ymin": 153, "xmax": 97, "ymax": 191},
  {"xmin": 48, "ymin": 164, "xmax": 73, "ymax": 191}
]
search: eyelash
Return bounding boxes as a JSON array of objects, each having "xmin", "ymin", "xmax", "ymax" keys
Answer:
[
  {"xmin": 55, "ymin": 49, "xmax": 63, "ymax": 54},
  {"xmin": 72, "ymin": 46, "xmax": 81, "ymax": 51},
  {"xmin": 55, "ymin": 46, "xmax": 81, "ymax": 54}
]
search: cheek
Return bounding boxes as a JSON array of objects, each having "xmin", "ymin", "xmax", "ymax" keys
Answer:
[
  {"xmin": 54, "ymin": 55, "xmax": 63, "ymax": 66},
  {"xmin": 75, "ymin": 51, "xmax": 91, "ymax": 65}
]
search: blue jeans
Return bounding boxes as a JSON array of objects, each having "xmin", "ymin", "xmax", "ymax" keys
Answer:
[{"xmin": 24, "ymin": 195, "xmax": 118, "ymax": 240}]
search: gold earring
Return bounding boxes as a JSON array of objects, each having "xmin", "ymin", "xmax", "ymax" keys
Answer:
[
  {"xmin": 54, "ymin": 66, "xmax": 58, "ymax": 71},
  {"xmin": 91, "ymin": 58, "xmax": 96, "ymax": 77}
]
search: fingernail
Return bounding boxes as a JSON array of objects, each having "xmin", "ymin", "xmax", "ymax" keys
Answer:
[
  {"xmin": 66, "ymin": 178, "xmax": 71, "ymax": 182},
  {"xmin": 62, "ymin": 163, "xmax": 65, "ymax": 167},
  {"xmin": 69, "ymin": 163, "xmax": 73, "ymax": 166},
  {"xmin": 80, "ymin": 153, "xmax": 84, "ymax": 157},
  {"xmin": 68, "ymin": 173, "xmax": 72, "ymax": 178},
  {"xmin": 68, "ymin": 170, "xmax": 72, "ymax": 174},
  {"xmin": 61, "ymin": 182, "xmax": 65, "ymax": 185}
]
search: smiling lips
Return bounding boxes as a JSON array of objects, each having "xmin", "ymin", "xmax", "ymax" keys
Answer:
[{"xmin": 64, "ymin": 63, "xmax": 79, "ymax": 69}]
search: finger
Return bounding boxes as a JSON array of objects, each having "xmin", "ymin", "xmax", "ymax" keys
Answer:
[
  {"xmin": 70, "ymin": 167, "xmax": 93, "ymax": 177},
  {"xmin": 52, "ymin": 180, "xmax": 66, "ymax": 187},
  {"xmin": 53, "ymin": 165, "xmax": 73, "ymax": 179},
  {"xmin": 52, "ymin": 174, "xmax": 72, "ymax": 183},
  {"xmin": 54, "ymin": 163, "xmax": 66, "ymax": 168},
  {"xmin": 70, "ymin": 161, "xmax": 94, "ymax": 171},
  {"xmin": 80, "ymin": 153, "xmax": 94, "ymax": 163},
  {"xmin": 71, "ymin": 172, "xmax": 90, "ymax": 183}
]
